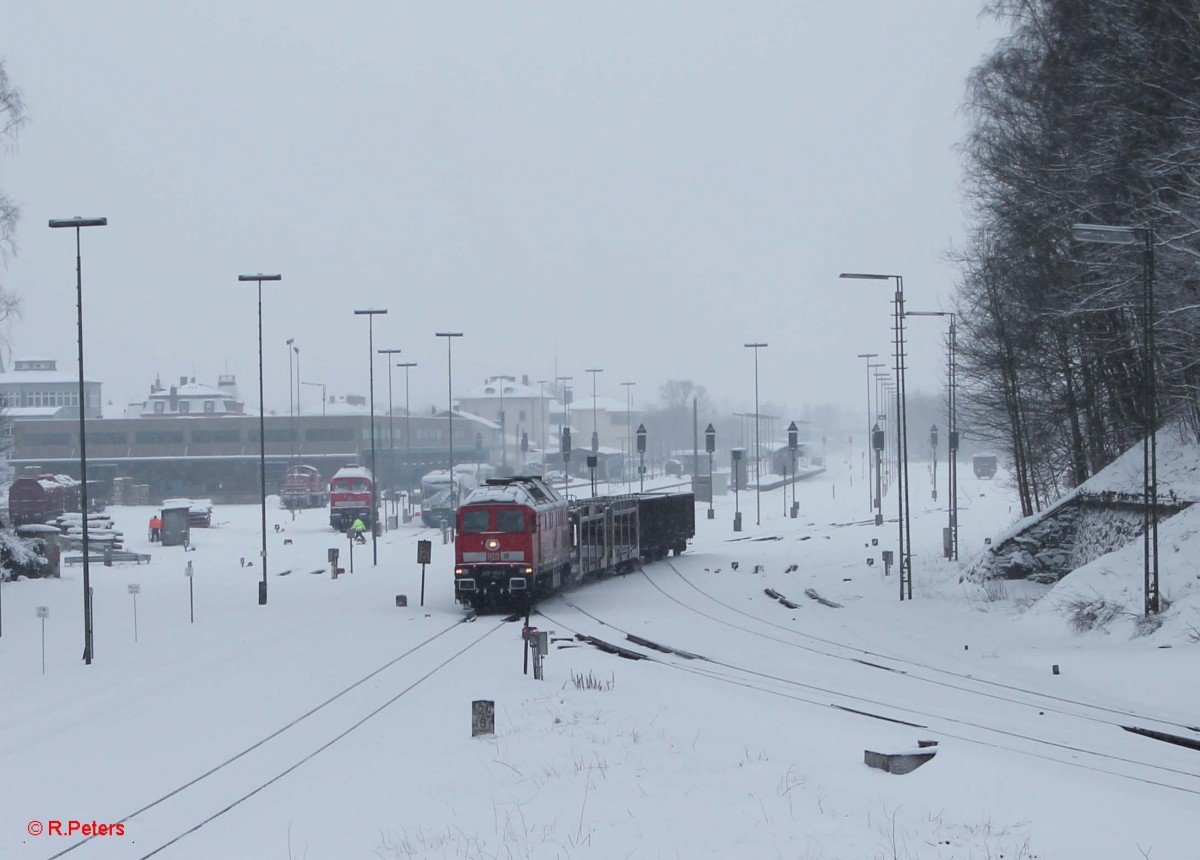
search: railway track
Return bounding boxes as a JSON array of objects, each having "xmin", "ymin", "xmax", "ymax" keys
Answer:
[
  {"xmin": 538, "ymin": 569, "xmax": 1200, "ymax": 797},
  {"xmin": 42, "ymin": 615, "xmax": 512, "ymax": 860}
]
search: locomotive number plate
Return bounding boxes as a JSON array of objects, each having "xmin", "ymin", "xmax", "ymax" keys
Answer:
[{"xmin": 486, "ymin": 551, "xmax": 500, "ymax": 561}]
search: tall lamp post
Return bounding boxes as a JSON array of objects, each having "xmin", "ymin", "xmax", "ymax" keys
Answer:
[
  {"xmin": 302, "ymin": 381, "xmax": 326, "ymax": 416},
  {"xmin": 378, "ymin": 347, "xmax": 404, "ymax": 520},
  {"xmin": 856, "ymin": 353, "xmax": 879, "ymax": 510},
  {"xmin": 49, "ymin": 215, "xmax": 107, "ymax": 663},
  {"xmin": 294, "ymin": 343, "xmax": 301, "ymax": 423},
  {"xmin": 705, "ymin": 423, "xmax": 716, "ymax": 519},
  {"xmin": 287, "ymin": 338, "xmax": 296, "ymax": 449},
  {"xmin": 436, "ymin": 332, "xmax": 464, "ymax": 527},
  {"xmin": 397, "ymin": 362, "xmax": 417, "ymax": 516},
  {"xmin": 744, "ymin": 343, "xmax": 767, "ymax": 526},
  {"xmin": 1073, "ymin": 222, "xmax": 1158, "ymax": 614},
  {"xmin": 355, "ymin": 309, "xmax": 388, "ymax": 565},
  {"xmin": 238, "ymin": 273, "xmax": 283, "ymax": 606},
  {"xmin": 841, "ymin": 272, "xmax": 911, "ymax": 601}
]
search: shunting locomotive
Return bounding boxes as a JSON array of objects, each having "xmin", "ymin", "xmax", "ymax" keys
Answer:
[{"xmin": 453, "ymin": 475, "xmax": 695, "ymax": 612}]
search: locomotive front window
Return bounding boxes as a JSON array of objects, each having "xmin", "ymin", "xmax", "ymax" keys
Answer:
[
  {"xmin": 497, "ymin": 510, "xmax": 524, "ymax": 533},
  {"xmin": 352, "ymin": 480, "xmax": 369, "ymax": 492},
  {"xmin": 461, "ymin": 510, "xmax": 489, "ymax": 533}
]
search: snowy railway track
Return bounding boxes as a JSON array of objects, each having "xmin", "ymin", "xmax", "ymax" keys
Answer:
[
  {"xmin": 653, "ymin": 559, "xmax": 1200, "ymax": 737},
  {"xmin": 42, "ymin": 615, "xmax": 511, "ymax": 860},
  {"xmin": 540, "ymin": 588, "xmax": 1200, "ymax": 797}
]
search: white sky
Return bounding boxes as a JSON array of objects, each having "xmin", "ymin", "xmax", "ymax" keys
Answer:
[
  {"xmin": 1, "ymin": 3, "xmax": 1002, "ymax": 418},
  {"xmin": 3, "ymin": 443, "xmax": 1199, "ymax": 857}
]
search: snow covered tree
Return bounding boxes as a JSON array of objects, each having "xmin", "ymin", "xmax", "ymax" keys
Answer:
[{"xmin": 0, "ymin": 59, "xmax": 25, "ymax": 327}]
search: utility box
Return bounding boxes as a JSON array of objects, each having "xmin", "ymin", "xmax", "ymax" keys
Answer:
[{"xmin": 160, "ymin": 504, "xmax": 191, "ymax": 547}]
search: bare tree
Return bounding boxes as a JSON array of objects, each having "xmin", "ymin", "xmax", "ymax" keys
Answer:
[{"xmin": 0, "ymin": 59, "xmax": 26, "ymax": 327}]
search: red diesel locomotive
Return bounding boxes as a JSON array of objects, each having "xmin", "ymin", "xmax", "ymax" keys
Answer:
[
  {"xmin": 454, "ymin": 476, "xmax": 696, "ymax": 612},
  {"xmin": 329, "ymin": 465, "xmax": 375, "ymax": 530},
  {"xmin": 453, "ymin": 476, "xmax": 571, "ymax": 611}
]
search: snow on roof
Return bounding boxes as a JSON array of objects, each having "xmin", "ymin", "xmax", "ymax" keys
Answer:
[
  {"xmin": 5, "ymin": 406, "xmax": 71, "ymax": 418},
  {"xmin": 433, "ymin": 408, "xmax": 499, "ymax": 430},
  {"xmin": 464, "ymin": 477, "xmax": 562, "ymax": 506},
  {"xmin": 149, "ymin": 383, "xmax": 231, "ymax": 399},
  {"xmin": 0, "ymin": 370, "xmax": 99, "ymax": 384},
  {"xmin": 459, "ymin": 378, "xmax": 547, "ymax": 400},
  {"xmin": 328, "ymin": 465, "xmax": 369, "ymax": 479}
]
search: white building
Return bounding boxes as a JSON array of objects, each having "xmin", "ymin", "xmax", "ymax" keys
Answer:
[{"xmin": 125, "ymin": 374, "xmax": 245, "ymax": 417}]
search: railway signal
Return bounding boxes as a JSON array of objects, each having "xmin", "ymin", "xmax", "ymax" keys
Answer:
[
  {"xmin": 705, "ymin": 424, "xmax": 716, "ymax": 520},
  {"xmin": 636, "ymin": 424, "xmax": 647, "ymax": 493}
]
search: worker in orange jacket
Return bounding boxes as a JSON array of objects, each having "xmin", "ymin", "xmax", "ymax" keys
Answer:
[{"xmin": 149, "ymin": 515, "xmax": 163, "ymax": 542}]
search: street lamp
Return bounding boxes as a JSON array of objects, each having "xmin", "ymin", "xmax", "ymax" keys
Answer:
[
  {"xmin": 237, "ymin": 272, "xmax": 283, "ymax": 607},
  {"xmin": 856, "ymin": 353, "xmax": 879, "ymax": 511},
  {"xmin": 841, "ymin": 272, "xmax": 911, "ymax": 601},
  {"xmin": 355, "ymin": 308, "xmax": 388, "ymax": 565},
  {"xmin": 744, "ymin": 343, "xmax": 767, "ymax": 525},
  {"xmin": 286, "ymin": 339, "xmax": 297, "ymax": 468},
  {"xmin": 302, "ymin": 381, "xmax": 326, "ymax": 416},
  {"xmin": 294, "ymin": 343, "xmax": 301, "ymax": 423},
  {"xmin": 49, "ymin": 215, "xmax": 107, "ymax": 664},
  {"xmin": 378, "ymin": 347, "xmax": 404, "ymax": 522},
  {"xmin": 397, "ymin": 362, "xmax": 417, "ymax": 516},
  {"xmin": 705, "ymin": 423, "xmax": 716, "ymax": 519},
  {"xmin": 585, "ymin": 368, "xmax": 603, "ymax": 452},
  {"xmin": 436, "ymin": 332, "xmax": 464, "ymax": 528},
  {"xmin": 1073, "ymin": 221, "xmax": 1158, "ymax": 615}
]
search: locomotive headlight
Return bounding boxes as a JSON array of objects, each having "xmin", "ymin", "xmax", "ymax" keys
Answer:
[
  {"xmin": 485, "ymin": 538, "xmax": 500, "ymax": 551},
  {"xmin": 523, "ymin": 566, "xmax": 533, "ymax": 574}
]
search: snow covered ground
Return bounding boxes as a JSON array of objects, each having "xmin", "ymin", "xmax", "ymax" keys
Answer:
[{"xmin": 1, "ymin": 454, "xmax": 1198, "ymax": 859}]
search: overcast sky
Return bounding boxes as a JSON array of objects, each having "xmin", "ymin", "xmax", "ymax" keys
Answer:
[{"xmin": 1, "ymin": 2, "xmax": 1002, "ymax": 421}]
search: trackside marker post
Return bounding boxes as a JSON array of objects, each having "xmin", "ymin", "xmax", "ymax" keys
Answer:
[
  {"xmin": 417, "ymin": 540, "xmax": 431, "ymax": 607},
  {"xmin": 185, "ymin": 561, "xmax": 194, "ymax": 623},
  {"xmin": 36, "ymin": 606, "xmax": 48, "ymax": 673},
  {"xmin": 128, "ymin": 583, "xmax": 141, "ymax": 642}
]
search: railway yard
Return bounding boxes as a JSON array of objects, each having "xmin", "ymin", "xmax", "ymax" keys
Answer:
[{"xmin": 1, "ymin": 463, "xmax": 1198, "ymax": 859}]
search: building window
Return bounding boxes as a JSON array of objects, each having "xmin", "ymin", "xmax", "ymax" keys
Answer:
[
  {"xmin": 204, "ymin": 400, "xmax": 215, "ymax": 413},
  {"xmin": 179, "ymin": 401, "xmax": 190, "ymax": 414},
  {"xmin": 154, "ymin": 401, "xmax": 165, "ymax": 414}
]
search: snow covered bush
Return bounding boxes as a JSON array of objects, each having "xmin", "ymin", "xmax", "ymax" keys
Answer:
[{"xmin": 0, "ymin": 529, "xmax": 49, "ymax": 580}]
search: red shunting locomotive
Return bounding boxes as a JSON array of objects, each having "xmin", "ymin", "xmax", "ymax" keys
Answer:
[{"xmin": 454, "ymin": 476, "xmax": 571, "ymax": 612}]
